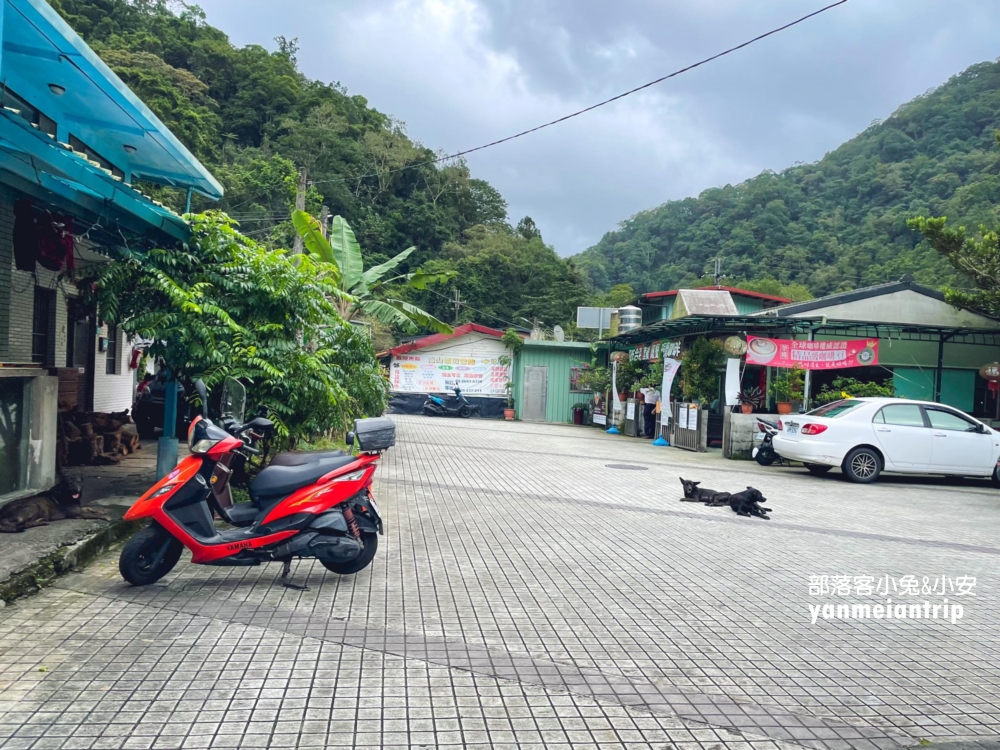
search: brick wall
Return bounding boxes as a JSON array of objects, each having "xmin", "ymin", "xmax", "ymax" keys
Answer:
[
  {"xmin": 0, "ymin": 188, "xmax": 13, "ymax": 360},
  {"xmin": 1, "ymin": 186, "xmax": 134, "ymax": 412}
]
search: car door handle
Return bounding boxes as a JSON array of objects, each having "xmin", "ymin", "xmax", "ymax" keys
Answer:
[
  {"xmin": 934, "ymin": 432, "xmax": 947, "ymax": 437},
  {"xmin": 876, "ymin": 427, "xmax": 891, "ymax": 432}
]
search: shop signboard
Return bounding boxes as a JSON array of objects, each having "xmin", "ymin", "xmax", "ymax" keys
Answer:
[
  {"xmin": 745, "ymin": 336, "xmax": 879, "ymax": 370},
  {"xmin": 629, "ymin": 340, "xmax": 681, "ymax": 362},
  {"xmin": 391, "ymin": 353, "xmax": 509, "ymax": 395}
]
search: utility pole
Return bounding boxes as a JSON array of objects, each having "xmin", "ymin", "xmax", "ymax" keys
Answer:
[
  {"xmin": 319, "ymin": 205, "xmax": 329, "ymax": 239},
  {"xmin": 292, "ymin": 167, "xmax": 307, "ymax": 254},
  {"xmin": 702, "ymin": 256, "xmax": 725, "ymax": 287},
  {"xmin": 452, "ymin": 289, "xmax": 463, "ymax": 324}
]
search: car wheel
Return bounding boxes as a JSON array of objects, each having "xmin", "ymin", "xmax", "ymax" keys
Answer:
[
  {"xmin": 992, "ymin": 465, "xmax": 1000, "ymax": 489},
  {"xmin": 843, "ymin": 447, "xmax": 881, "ymax": 484},
  {"xmin": 805, "ymin": 464, "xmax": 832, "ymax": 476}
]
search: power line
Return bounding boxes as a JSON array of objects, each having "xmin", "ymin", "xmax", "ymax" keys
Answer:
[{"xmin": 308, "ymin": 0, "xmax": 847, "ymax": 189}]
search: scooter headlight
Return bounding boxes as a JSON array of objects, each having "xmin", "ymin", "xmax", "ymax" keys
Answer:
[{"xmin": 187, "ymin": 416, "xmax": 223, "ymax": 454}]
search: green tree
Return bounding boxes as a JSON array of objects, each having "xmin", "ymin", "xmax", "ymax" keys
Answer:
[
  {"xmin": 89, "ymin": 212, "xmax": 386, "ymax": 437},
  {"xmin": 292, "ymin": 211, "xmax": 454, "ymax": 333}
]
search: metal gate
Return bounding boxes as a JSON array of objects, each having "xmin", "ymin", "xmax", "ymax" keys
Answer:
[
  {"xmin": 672, "ymin": 402, "xmax": 706, "ymax": 452},
  {"xmin": 523, "ymin": 366, "xmax": 548, "ymax": 422}
]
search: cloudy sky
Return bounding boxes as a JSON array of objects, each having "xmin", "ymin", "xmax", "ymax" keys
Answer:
[{"xmin": 197, "ymin": 0, "xmax": 999, "ymax": 256}]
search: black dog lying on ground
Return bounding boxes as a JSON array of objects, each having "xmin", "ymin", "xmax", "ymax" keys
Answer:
[
  {"xmin": 728, "ymin": 486, "xmax": 772, "ymax": 520},
  {"xmin": 679, "ymin": 478, "xmax": 772, "ymax": 518},
  {"xmin": 679, "ymin": 478, "xmax": 731, "ymax": 507}
]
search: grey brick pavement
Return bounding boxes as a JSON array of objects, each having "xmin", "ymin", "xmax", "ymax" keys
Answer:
[{"xmin": 2, "ymin": 416, "xmax": 999, "ymax": 749}]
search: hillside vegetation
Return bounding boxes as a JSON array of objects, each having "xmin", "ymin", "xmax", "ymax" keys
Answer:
[
  {"xmin": 575, "ymin": 60, "xmax": 1000, "ymax": 297},
  {"xmin": 53, "ymin": 0, "xmax": 586, "ymax": 334}
]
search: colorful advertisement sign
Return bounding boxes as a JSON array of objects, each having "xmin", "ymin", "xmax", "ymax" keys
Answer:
[
  {"xmin": 391, "ymin": 353, "xmax": 509, "ymax": 396},
  {"xmin": 745, "ymin": 337, "xmax": 879, "ymax": 370}
]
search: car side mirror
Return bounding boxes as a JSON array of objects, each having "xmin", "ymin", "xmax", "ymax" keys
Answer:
[{"xmin": 346, "ymin": 432, "xmax": 355, "ymax": 447}]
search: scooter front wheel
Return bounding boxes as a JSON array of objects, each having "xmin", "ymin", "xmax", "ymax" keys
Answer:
[
  {"xmin": 119, "ymin": 523, "xmax": 183, "ymax": 586},
  {"xmin": 322, "ymin": 532, "xmax": 378, "ymax": 575}
]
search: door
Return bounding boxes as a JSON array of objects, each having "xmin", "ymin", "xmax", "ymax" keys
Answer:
[
  {"xmin": 925, "ymin": 407, "xmax": 994, "ymax": 474},
  {"xmin": 872, "ymin": 403, "xmax": 932, "ymax": 470},
  {"xmin": 523, "ymin": 366, "xmax": 548, "ymax": 422}
]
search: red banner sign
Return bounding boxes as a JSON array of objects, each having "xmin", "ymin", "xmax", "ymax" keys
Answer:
[{"xmin": 745, "ymin": 337, "xmax": 879, "ymax": 370}]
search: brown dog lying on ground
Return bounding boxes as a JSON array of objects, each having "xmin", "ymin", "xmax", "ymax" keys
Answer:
[{"xmin": 0, "ymin": 475, "xmax": 109, "ymax": 533}]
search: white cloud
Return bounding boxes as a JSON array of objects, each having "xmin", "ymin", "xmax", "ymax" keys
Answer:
[{"xmin": 197, "ymin": 0, "xmax": 1000, "ymax": 257}]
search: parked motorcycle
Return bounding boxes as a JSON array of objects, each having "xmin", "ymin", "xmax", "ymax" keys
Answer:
[
  {"xmin": 119, "ymin": 376, "xmax": 393, "ymax": 589},
  {"xmin": 422, "ymin": 386, "xmax": 481, "ymax": 418},
  {"xmin": 752, "ymin": 416, "xmax": 780, "ymax": 466}
]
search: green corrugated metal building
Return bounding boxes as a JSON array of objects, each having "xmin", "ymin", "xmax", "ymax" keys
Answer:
[{"xmin": 513, "ymin": 340, "xmax": 605, "ymax": 423}]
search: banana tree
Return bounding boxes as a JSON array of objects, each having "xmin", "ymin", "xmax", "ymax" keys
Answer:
[{"xmin": 292, "ymin": 211, "xmax": 454, "ymax": 334}]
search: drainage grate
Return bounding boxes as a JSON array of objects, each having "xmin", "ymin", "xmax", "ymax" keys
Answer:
[{"xmin": 605, "ymin": 463, "xmax": 649, "ymax": 471}]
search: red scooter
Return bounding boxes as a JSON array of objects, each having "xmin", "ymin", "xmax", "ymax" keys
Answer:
[{"xmin": 119, "ymin": 377, "xmax": 393, "ymax": 589}]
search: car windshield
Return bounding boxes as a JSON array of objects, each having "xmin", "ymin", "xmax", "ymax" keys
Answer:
[{"xmin": 806, "ymin": 399, "xmax": 866, "ymax": 419}]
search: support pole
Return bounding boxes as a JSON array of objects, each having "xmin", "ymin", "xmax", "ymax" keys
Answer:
[
  {"xmin": 156, "ymin": 369, "xmax": 179, "ymax": 479},
  {"xmin": 291, "ymin": 167, "xmax": 307, "ymax": 254},
  {"xmin": 934, "ymin": 334, "xmax": 945, "ymax": 402},
  {"xmin": 185, "ymin": 187, "xmax": 193, "ymax": 215}
]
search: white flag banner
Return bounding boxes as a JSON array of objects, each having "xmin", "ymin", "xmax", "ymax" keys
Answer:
[
  {"xmin": 661, "ymin": 358, "xmax": 680, "ymax": 428},
  {"xmin": 725, "ymin": 358, "xmax": 741, "ymax": 406},
  {"xmin": 612, "ymin": 360, "xmax": 622, "ymax": 416}
]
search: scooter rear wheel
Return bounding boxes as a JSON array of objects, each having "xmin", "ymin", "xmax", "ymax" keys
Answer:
[
  {"xmin": 755, "ymin": 449, "xmax": 777, "ymax": 466},
  {"xmin": 322, "ymin": 532, "xmax": 378, "ymax": 575},
  {"xmin": 119, "ymin": 524, "xmax": 183, "ymax": 586}
]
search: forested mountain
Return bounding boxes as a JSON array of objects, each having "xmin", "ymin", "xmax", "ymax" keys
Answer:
[
  {"xmin": 52, "ymin": 0, "xmax": 586, "ymax": 332},
  {"xmin": 575, "ymin": 60, "xmax": 1000, "ymax": 297}
]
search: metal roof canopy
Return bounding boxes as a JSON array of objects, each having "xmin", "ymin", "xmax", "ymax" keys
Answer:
[
  {"xmin": 0, "ymin": 0, "xmax": 222, "ymax": 242},
  {"xmin": 610, "ymin": 315, "xmax": 1000, "ymax": 349},
  {"xmin": 0, "ymin": 0, "xmax": 222, "ymax": 199}
]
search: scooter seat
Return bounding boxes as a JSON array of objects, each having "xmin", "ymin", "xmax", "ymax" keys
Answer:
[
  {"xmin": 249, "ymin": 455, "xmax": 356, "ymax": 505},
  {"xmin": 269, "ymin": 450, "xmax": 346, "ymax": 467}
]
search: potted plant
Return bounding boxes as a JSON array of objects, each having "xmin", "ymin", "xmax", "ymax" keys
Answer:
[
  {"xmin": 499, "ymin": 328, "xmax": 523, "ymax": 420},
  {"xmin": 770, "ymin": 368, "xmax": 804, "ymax": 414},
  {"xmin": 737, "ymin": 385, "xmax": 763, "ymax": 414},
  {"xmin": 503, "ymin": 379, "xmax": 515, "ymax": 420}
]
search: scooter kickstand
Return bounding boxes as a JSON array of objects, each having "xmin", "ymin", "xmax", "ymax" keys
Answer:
[{"xmin": 279, "ymin": 560, "xmax": 308, "ymax": 591}]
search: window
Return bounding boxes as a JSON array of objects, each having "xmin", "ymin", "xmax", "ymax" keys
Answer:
[
  {"xmin": 926, "ymin": 408, "xmax": 978, "ymax": 433},
  {"xmin": 876, "ymin": 404, "xmax": 925, "ymax": 427},
  {"xmin": 69, "ymin": 135, "xmax": 125, "ymax": 180},
  {"xmin": 106, "ymin": 323, "xmax": 119, "ymax": 375},
  {"xmin": 32, "ymin": 287, "xmax": 53, "ymax": 365},
  {"xmin": 2, "ymin": 88, "xmax": 57, "ymax": 137},
  {"xmin": 807, "ymin": 400, "xmax": 865, "ymax": 419}
]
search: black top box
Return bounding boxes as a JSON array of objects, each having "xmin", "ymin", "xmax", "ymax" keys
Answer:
[{"xmin": 353, "ymin": 417, "xmax": 396, "ymax": 452}]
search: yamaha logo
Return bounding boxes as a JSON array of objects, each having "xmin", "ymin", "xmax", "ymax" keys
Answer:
[{"xmin": 226, "ymin": 540, "xmax": 252, "ymax": 551}]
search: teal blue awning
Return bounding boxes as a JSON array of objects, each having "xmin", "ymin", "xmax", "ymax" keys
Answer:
[{"xmin": 0, "ymin": 0, "xmax": 223, "ymax": 242}]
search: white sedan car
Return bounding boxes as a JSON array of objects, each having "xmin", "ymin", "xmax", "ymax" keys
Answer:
[{"xmin": 772, "ymin": 397, "xmax": 1000, "ymax": 484}]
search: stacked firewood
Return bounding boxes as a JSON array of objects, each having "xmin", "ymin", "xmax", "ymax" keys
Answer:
[{"xmin": 57, "ymin": 410, "xmax": 142, "ymax": 467}]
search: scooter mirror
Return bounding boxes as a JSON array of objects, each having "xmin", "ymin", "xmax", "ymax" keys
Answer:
[
  {"xmin": 194, "ymin": 379, "xmax": 209, "ymax": 418},
  {"xmin": 345, "ymin": 432, "xmax": 355, "ymax": 447},
  {"xmin": 246, "ymin": 416, "xmax": 274, "ymax": 433}
]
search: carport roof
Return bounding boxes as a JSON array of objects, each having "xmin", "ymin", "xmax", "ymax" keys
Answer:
[{"xmin": 610, "ymin": 315, "xmax": 1000, "ymax": 348}]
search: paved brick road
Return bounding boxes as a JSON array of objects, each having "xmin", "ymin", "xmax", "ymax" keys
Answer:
[{"xmin": 2, "ymin": 416, "xmax": 999, "ymax": 750}]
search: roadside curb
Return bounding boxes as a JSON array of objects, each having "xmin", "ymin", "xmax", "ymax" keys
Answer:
[{"xmin": 0, "ymin": 519, "xmax": 143, "ymax": 606}]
